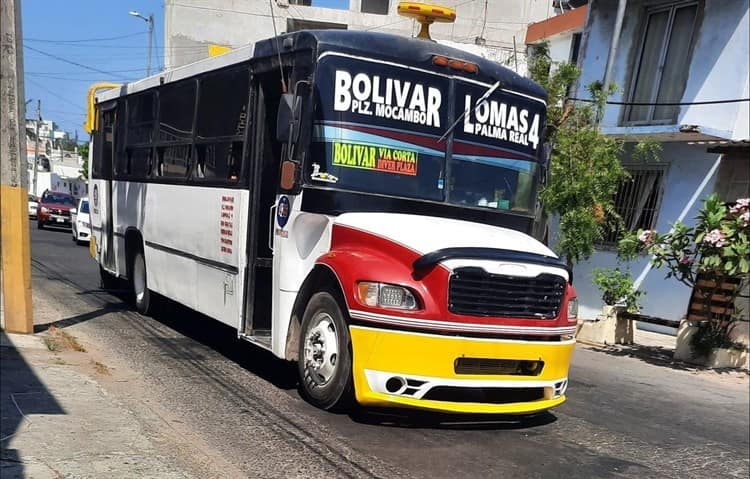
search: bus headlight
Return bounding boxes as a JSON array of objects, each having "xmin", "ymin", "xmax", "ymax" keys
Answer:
[
  {"xmin": 568, "ymin": 297, "xmax": 579, "ymax": 319},
  {"xmin": 357, "ymin": 282, "xmax": 418, "ymax": 310}
]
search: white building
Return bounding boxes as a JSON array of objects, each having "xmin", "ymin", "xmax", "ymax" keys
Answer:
[
  {"xmin": 546, "ymin": 0, "xmax": 749, "ymax": 329},
  {"xmin": 164, "ymin": 0, "xmax": 556, "ymax": 71}
]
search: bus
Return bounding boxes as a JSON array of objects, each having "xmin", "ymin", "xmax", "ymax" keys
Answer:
[{"xmin": 85, "ymin": 24, "xmax": 578, "ymax": 415}]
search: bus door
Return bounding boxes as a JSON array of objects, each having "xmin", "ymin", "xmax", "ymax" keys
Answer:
[
  {"xmin": 99, "ymin": 106, "xmax": 117, "ymax": 272},
  {"xmin": 243, "ymin": 74, "xmax": 283, "ymax": 340}
]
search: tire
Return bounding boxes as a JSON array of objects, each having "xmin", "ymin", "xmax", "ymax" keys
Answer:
[
  {"xmin": 297, "ymin": 291, "xmax": 354, "ymax": 411},
  {"xmin": 129, "ymin": 248, "xmax": 151, "ymax": 315}
]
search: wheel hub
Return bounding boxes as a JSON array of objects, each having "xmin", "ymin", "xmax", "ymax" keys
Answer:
[{"xmin": 303, "ymin": 313, "xmax": 339, "ymax": 386}]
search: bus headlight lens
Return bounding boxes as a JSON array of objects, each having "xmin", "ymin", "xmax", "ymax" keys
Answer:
[
  {"xmin": 568, "ymin": 297, "xmax": 579, "ymax": 319},
  {"xmin": 357, "ymin": 282, "xmax": 418, "ymax": 310}
]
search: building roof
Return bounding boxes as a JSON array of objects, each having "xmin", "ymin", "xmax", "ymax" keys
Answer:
[
  {"xmin": 704, "ymin": 139, "xmax": 750, "ymax": 154},
  {"xmin": 525, "ymin": 5, "xmax": 588, "ymax": 44}
]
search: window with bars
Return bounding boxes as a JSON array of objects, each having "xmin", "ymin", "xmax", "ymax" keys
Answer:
[
  {"xmin": 624, "ymin": 2, "xmax": 699, "ymax": 125},
  {"xmin": 602, "ymin": 166, "xmax": 666, "ymax": 244}
]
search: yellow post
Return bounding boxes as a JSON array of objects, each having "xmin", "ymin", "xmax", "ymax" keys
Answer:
[
  {"xmin": 1, "ymin": 0, "xmax": 33, "ymax": 333},
  {"xmin": 1, "ymin": 187, "xmax": 33, "ymax": 333}
]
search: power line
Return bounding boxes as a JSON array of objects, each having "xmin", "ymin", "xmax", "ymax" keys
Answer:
[
  {"xmin": 27, "ymin": 68, "xmax": 147, "ymax": 75},
  {"xmin": 25, "ymin": 31, "xmax": 146, "ymax": 43},
  {"xmin": 570, "ymin": 97, "xmax": 750, "ymax": 106},
  {"xmin": 25, "ymin": 78, "xmax": 87, "ymax": 113},
  {"xmin": 27, "ymin": 73, "xmax": 138, "ymax": 83},
  {"xmin": 24, "ymin": 42, "xmax": 214, "ymax": 50},
  {"xmin": 171, "ymin": 2, "xmax": 276, "ymax": 18},
  {"xmin": 24, "ymin": 45, "xmax": 130, "ymax": 80},
  {"xmin": 41, "ymin": 109, "xmax": 87, "ymax": 117}
]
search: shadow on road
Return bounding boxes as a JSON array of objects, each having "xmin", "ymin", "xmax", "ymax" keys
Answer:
[
  {"xmin": 143, "ymin": 294, "xmax": 299, "ymax": 391},
  {"xmin": 33, "ymin": 302, "xmax": 129, "ymax": 333},
  {"xmin": 585, "ymin": 343, "xmax": 750, "ymax": 375},
  {"xmin": 349, "ymin": 407, "xmax": 557, "ymax": 430},
  {"xmin": 0, "ymin": 330, "xmax": 65, "ymax": 476}
]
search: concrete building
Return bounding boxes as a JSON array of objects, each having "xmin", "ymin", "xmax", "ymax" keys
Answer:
[
  {"xmin": 525, "ymin": 2, "xmax": 586, "ymax": 65},
  {"xmin": 559, "ymin": 0, "xmax": 750, "ymax": 330},
  {"xmin": 164, "ymin": 0, "xmax": 556, "ymax": 70}
]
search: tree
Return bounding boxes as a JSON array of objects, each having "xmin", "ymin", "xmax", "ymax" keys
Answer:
[
  {"xmin": 528, "ymin": 44, "xmax": 658, "ymax": 265},
  {"xmin": 78, "ymin": 142, "xmax": 89, "ymax": 179}
]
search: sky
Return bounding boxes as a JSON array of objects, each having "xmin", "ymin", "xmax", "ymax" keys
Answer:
[
  {"xmin": 20, "ymin": 0, "xmax": 358, "ymax": 143},
  {"xmin": 22, "ymin": 1, "xmax": 167, "ymax": 143}
]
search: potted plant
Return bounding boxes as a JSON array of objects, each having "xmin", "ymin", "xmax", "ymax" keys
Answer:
[
  {"xmin": 576, "ymin": 267, "xmax": 642, "ymax": 345},
  {"xmin": 619, "ymin": 194, "xmax": 750, "ymax": 367}
]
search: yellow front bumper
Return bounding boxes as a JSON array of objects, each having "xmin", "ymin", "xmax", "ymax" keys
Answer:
[{"xmin": 350, "ymin": 325, "xmax": 576, "ymax": 414}]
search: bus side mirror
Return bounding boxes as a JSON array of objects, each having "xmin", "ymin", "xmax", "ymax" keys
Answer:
[
  {"xmin": 276, "ymin": 93, "xmax": 301, "ymax": 145},
  {"xmin": 279, "ymin": 160, "xmax": 297, "ymax": 191}
]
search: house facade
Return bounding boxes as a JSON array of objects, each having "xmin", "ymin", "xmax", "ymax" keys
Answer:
[{"xmin": 565, "ymin": 0, "xmax": 750, "ymax": 328}]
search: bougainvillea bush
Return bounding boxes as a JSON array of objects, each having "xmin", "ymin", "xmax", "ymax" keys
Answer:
[{"xmin": 619, "ymin": 194, "xmax": 750, "ymax": 357}]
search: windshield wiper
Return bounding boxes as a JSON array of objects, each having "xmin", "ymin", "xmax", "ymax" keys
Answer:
[{"xmin": 437, "ymin": 80, "xmax": 501, "ymax": 143}]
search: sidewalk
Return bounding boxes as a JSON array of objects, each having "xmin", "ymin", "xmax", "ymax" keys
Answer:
[{"xmin": 1, "ymin": 328, "xmax": 193, "ymax": 478}]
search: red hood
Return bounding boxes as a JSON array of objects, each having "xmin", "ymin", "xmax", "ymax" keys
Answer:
[{"xmin": 40, "ymin": 202, "xmax": 73, "ymax": 210}]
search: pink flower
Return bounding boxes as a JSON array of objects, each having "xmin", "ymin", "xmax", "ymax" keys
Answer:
[
  {"xmin": 730, "ymin": 198, "xmax": 750, "ymax": 214},
  {"xmin": 703, "ymin": 228, "xmax": 726, "ymax": 247},
  {"xmin": 638, "ymin": 230, "xmax": 656, "ymax": 245},
  {"xmin": 741, "ymin": 211, "xmax": 750, "ymax": 226},
  {"xmin": 679, "ymin": 253, "xmax": 695, "ymax": 265}
]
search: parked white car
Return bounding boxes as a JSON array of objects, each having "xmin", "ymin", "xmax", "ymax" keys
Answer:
[
  {"xmin": 71, "ymin": 197, "xmax": 91, "ymax": 245},
  {"xmin": 28, "ymin": 194, "xmax": 38, "ymax": 218}
]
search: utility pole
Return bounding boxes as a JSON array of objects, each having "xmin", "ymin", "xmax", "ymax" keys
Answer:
[
  {"xmin": 1, "ymin": 0, "xmax": 34, "ymax": 333},
  {"xmin": 147, "ymin": 13, "xmax": 154, "ymax": 76},
  {"xmin": 32, "ymin": 99, "xmax": 40, "ymax": 197}
]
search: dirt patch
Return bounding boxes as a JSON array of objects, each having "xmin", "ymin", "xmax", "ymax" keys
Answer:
[
  {"xmin": 91, "ymin": 360, "xmax": 112, "ymax": 375},
  {"xmin": 44, "ymin": 326, "xmax": 87, "ymax": 353}
]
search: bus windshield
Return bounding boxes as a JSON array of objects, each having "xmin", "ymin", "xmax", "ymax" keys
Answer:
[{"xmin": 309, "ymin": 54, "xmax": 544, "ymax": 215}]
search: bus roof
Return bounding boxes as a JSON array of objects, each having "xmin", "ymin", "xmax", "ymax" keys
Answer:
[
  {"xmin": 96, "ymin": 29, "xmax": 545, "ymax": 104},
  {"xmin": 256, "ymin": 30, "xmax": 546, "ymax": 102}
]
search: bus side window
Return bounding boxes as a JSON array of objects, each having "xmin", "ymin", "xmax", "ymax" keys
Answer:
[
  {"xmin": 194, "ymin": 67, "xmax": 249, "ymax": 183},
  {"xmin": 93, "ymin": 105, "xmax": 116, "ymax": 180}
]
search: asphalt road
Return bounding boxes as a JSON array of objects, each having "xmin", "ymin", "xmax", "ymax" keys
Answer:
[{"xmin": 29, "ymin": 221, "xmax": 750, "ymax": 478}]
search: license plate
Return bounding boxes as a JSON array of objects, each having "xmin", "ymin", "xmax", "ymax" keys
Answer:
[{"xmin": 56, "ymin": 218, "xmax": 64, "ymax": 223}]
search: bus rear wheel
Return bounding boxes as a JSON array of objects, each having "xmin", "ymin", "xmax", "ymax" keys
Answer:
[
  {"xmin": 298, "ymin": 291, "xmax": 354, "ymax": 411},
  {"xmin": 130, "ymin": 249, "xmax": 151, "ymax": 315}
]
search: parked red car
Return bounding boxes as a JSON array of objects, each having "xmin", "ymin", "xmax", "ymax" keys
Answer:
[{"xmin": 37, "ymin": 190, "xmax": 76, "ymax": 230}]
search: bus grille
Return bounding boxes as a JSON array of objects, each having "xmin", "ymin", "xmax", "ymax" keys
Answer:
[
  {"xmin": 50, "ymin": 208, "xmax": 71, "ymax": 217},
  {"xmin": 454, "ymin": 358, "xmax": 544, "ymax": 376},
  {"xmin": 448, "ymin": 268, "xmax": 565, "ymax": 318}
]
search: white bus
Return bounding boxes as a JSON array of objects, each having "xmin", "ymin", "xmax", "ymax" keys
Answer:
[{"xmin": 86, "ymin": 28, "xmax": 578, "ymax": 415}]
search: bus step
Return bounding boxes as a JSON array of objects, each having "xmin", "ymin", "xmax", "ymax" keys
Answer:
[{"xmin": 241, "ymin": 329, "xmax": 272, "ymax": 348}]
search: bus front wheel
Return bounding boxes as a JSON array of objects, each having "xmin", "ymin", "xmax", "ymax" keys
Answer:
[
  {"xmin": 298, "ymin": 291, "xmax": 354, "ymax": 411},
  {"xmin": 130, "ymin": 249, "xmax": 151, "ymax": 315}
]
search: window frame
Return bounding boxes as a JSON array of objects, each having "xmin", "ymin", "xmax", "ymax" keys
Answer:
[
  {"xmin": 190, "ymin": 65, "xmax": 252, "ymax": 185},
  {"xmin": 599, "ymin": 163, "xmax": 669, "ymax": 247},
  {"xmin": 622, "ymin": 1, "xmax": 700, "ymax": 126},
  {"xmin": 360, "ymin": 0, "xmax": 390, "ymax": 15}
]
